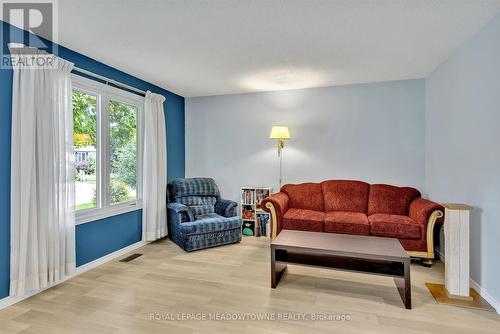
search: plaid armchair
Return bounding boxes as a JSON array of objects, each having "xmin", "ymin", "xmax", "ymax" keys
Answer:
[{"xmin": 167, "ymin": 178, "xmax": 242, "ymax": 251}]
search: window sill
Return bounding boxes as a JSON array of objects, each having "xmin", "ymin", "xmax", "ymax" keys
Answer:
[{"xmin": 76, "ymin": 202, "xmax": 142, "ymax": 225}]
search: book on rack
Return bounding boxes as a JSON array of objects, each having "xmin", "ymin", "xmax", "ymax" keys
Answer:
[
  {"xmin": 256, "ymin": 213, "xmax": 270, "ymax": 238},
  {"xmin": 255, "ymin": 188, "xmax": 271, "ymax": 209}
]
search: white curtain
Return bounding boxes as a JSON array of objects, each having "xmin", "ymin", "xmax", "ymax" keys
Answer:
[
  {"xmin": 143, "ymin": 91, "xmax": 167, "ymax": 241},
  {"xmin": 10, "ymin": 48, "xmax": 76, "ymax": 297}
]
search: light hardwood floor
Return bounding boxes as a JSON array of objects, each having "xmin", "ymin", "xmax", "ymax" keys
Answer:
[{"xmin": 0, "ymin": 237, "xmax": 498, "ymax": 334}]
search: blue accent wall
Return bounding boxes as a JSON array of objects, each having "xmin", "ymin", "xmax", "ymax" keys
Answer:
[
  {"xmin": 76, "ymin": 210, "xmax": 143, "ymax": 267},
  {"xmin": 0, "ymin": 21, "xmax": 185, "ymax": 300},
  {"xmin": 0, "ymin": 23, "xmax": 13, "ymax": 301}
]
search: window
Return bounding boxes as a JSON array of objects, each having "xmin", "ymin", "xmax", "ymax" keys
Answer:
[
  {"xmin": 109, "ymin": 100, "xmax": 138, "ymax": 204},
  {"xmin": 72, "ymin": 75, "xmax": 143, "ymax": 224},
  {"xmin": 73, "ymin": 90, "xmax": 97, "ymax": 211}
]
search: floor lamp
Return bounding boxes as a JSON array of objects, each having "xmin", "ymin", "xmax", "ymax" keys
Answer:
[{"xmin": 270, "ymin": 126, "xmax": 290, "ymax": 189}]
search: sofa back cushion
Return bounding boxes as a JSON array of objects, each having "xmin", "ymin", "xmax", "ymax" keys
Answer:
[
  {"xmin": 321, "ymin": 180, "xmax": 370, "ymax": 213},
  {"xmin": 281, "ymin": 183, "xmax": 324, "ymax": 212},
  {"xmin": 368, "ymin": 184, "xmax": 421, "ymax": 216}
]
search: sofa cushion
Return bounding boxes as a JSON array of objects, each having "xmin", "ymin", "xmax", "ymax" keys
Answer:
[
  {"xmin": 282, "ymin": 208, "xmax": 324, "ymax": 232},
  {"xmin": 368, "ymin": 214, "xmax": 421, "ymax": 239},
  {"xmin": 281, "ymin": 183, "xmax": 324, "ymax": 211},
  {"xmin": 321, "ymin": 180, "xmax": 370, "ymax": 213},
  {"xmin": 368, "ymin": 184, "xmax": 421, "ymax": 216},
  {"xmin": 324, "ymin": 211, "xmax": 370, "ymax": 235}
]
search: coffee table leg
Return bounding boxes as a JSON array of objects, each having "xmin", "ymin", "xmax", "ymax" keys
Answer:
[
  {"xmin": 271, "ymin": 246, "xmax": 287, "ymax": 288},
  {"xmin": 394, "ymin": 259, "xmax": 411, "ymax": 309}
]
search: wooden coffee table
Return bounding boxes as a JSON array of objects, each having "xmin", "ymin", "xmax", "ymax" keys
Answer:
[{"xmin": 271, "ymin": 230, "xmax": 412, "ymax": 309}]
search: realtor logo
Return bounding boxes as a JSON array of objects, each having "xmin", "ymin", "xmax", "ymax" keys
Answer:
[{"xmin": 1, "ymin": 0, "xmax": 58, "ymax": 69}]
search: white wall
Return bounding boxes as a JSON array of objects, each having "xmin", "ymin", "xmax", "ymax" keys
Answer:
[
  {"xmin": 426, "ymin": 14, "xmax": 500, "ymax": 309},
  {"xmin": 186, "ymin": 79, "xmax": 425, "ymax": 203}
]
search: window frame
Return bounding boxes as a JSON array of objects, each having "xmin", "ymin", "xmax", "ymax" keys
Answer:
[{"xmin": 72, "ymin": 74, "xmax": 144, "ymax": 225}]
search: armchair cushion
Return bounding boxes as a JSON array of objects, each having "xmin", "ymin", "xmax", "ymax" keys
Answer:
[
  {"xmin": 170, "ymin": 177, "xmax": 220, "ymax": 198},
  {"xmin": 215, "ymin": 199, "xmax": 238, "ymax": 217},
  {"xmin": 369, "ymin": 213, "xmax": 421, "ymax": 239},
  {"xmin": 190, "ymin": 205, "xmax": 215, "ymax": 218},
  {"xmin": 324, "ymin": 211, "xmax": 370, "ymax": 235},
  {"xmin": 282, "ymin": 208, "xmax": 324, "ymax": 232},
  {"xmin": 177, "ymin": 195, "xmax": 217, "ymax": 206}
]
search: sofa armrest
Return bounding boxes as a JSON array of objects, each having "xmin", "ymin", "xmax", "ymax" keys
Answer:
[
  {"xmin": 261, "ymin": 192, "xmax": 290, "ymax": 238},
  {"xmin": 215, "ymin": 199, "xmax": 238, "ymax": 217},
  {"xmin": 408, "ymin": 198, "xmax": 444, "ymax": 261},
  {"xmin": 409, "ymin": 198, "xmax": 444, "ymax": 226},
  {"xmin": 167, "ymin": 202, "xmax": 195, "ymax": 222}
]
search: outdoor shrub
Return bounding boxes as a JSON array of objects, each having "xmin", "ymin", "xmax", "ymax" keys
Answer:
[
  {"xmin": 75, "ymin": 161, "xmax": 90, "ymax": 174},
  {"xmin": 88, "ymin": 155, "xmax": 96, "ymax": 174},
  {"xmin": 110, "ymin": 180, "xmax": 130, "ymax": 204},
  {"xmin": 112, "ymin": 141, "xmax": 137, "ymax": 189},
  {"xmin": 91, "ymin": 180, "xmax": 130, "ymax": 205}
]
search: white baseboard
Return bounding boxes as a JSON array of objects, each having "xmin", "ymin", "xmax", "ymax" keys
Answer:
[
  {"xmin": 470, "ymin": 278, "xmax": 499, "ymax": 314},
  {"xmin": 0, "ymin": 240, "xmax": 148, "ymax": 311},
  {"xmin": 0, "ymin": 286, "xmax": 54, "ymax": 310}
]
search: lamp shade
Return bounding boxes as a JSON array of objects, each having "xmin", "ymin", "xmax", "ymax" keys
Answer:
[{"xmin": 269, "ymin": 126, "xmax": 291, "ymax": 139}]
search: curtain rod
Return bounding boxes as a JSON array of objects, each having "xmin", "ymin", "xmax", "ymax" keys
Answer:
[
  {"xmin": 72, "ymin": 66, "xmax": 147, "ymax": 96},
  {"xmin": 7, "ymin": 43, "xmax": 147, "ymax": 96}
]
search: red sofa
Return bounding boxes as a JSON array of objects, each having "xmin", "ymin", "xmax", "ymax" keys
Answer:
[{"xmin": 261, "ymin": 180, "xmax": 444, "ymax": 265}]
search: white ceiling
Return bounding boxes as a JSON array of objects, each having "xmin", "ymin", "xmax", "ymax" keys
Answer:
[{"xmin": 54, "ymin": 0, "xmax": 500, "ymax": 97}]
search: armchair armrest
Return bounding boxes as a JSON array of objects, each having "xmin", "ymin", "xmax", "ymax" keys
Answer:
[
  {"xmin": 215, "ymin": 199, "xmax": 238, "ymax": 217},
  {"xmin": 167, "ymin": 202, "xmax": 194, "ymax": 222},
  {"xmin": 261, "ymin": 192, "xmax": 290, "ymax": 238},
  {"xmin": 409, "ymin": 198, "xmax": 444, "ymax": 226}
]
